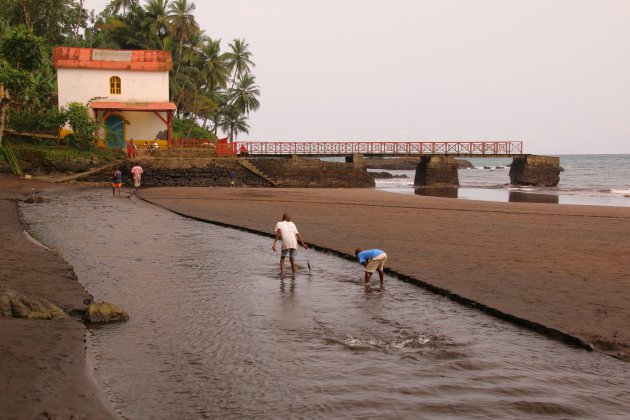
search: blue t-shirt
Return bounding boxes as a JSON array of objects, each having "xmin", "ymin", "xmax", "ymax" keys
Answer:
[
  {"xmin": 112, "ymin": 170, "xmax": 122, "ymax": 183},
  {"xmin": 357, "ymin": 249, "xmax": 384, "ymax": 265}
]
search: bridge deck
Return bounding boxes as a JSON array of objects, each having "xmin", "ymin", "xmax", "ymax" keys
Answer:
[{"xmin": 220, "ymin": 141, "xmax": 524, "ymax": 158}]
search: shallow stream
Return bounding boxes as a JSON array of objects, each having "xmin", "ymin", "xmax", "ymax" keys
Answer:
[{"xmin": 20, "ymin": 188, "xmax": 630, "ymax": 419}]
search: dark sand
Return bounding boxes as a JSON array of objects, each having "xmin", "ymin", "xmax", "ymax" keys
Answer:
[
  {"xmin": 0, "ymin": 175, "xmax": 114, "ymax": 419},
  {"xmin": 2, "ymin": 179, "xmax": 629, "ymax": 417},
  {"xmin": 140, "ymin": 187, "xmax": 630, "ymax": 360}
]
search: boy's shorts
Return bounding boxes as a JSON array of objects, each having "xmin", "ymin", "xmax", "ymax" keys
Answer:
[
  {"xmin": 281, "ymin": 248, "xmax": 297, "ymax": 258},
  {"xmin": 134, "ymin": 179, "xmax": 141, "ymax": 187},
  {"xmin": 365, "ymin": 252, "xmax": 387, "ymax": 273},
  {"xmin": 112, "ymin": 182, "xmax": 122, "ymax": 188}
]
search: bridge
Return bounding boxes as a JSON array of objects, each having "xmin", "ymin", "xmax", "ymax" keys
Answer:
[
  {"xmin": 175, "ymin": 139, "xmax": 559, "ymax": 187},
  {"xmin": 216, "ymin": 140, "xmax": 524, "ymax": 158}
]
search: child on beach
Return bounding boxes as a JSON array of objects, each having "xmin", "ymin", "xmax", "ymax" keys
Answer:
[
  {"xmin": 355, "ymin": 248, "xmax": 387, "ymax": 287},
  {"xmin": 112, "ymin": 167, "xmax": 122, "ymax": 196},
  {"xmin": 272, "ymin": 212, "xmax": 308, "ymax": 276}
]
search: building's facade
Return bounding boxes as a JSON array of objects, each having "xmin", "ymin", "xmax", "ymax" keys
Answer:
[{"xmin": 52, "ymin": 47, "xmax": 176, "ymax": 148}]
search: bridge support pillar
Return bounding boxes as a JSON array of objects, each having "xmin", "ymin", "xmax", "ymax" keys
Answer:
[
  {"xmin": 509, "ymin": 155, "xmax": 560, "ymax": 186},
  {"xmin": 414, "ymin": 156, "xmax": 459, "ymax": 187},
  {"xmin": 345, "ymin": 153, "xmax": 364, "ymax": 165}
]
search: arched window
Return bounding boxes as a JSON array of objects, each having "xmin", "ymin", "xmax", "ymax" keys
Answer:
[{"xmin": 109, "ymin": 76, "xmax": 121, "ymax": 95}]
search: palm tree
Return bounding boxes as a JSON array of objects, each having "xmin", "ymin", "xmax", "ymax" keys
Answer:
[
  {"xmin": 107, "ymin": 0, "xmax": 139, "ymax": 16},
  {"xmin": 220, "ymin": 106, "xmax": 250, "ymax": 142},
  {"xmin": 143, "ymin": 0, "xmax": 170, "ymax": 49},
  {"xmin": 167, "ymin": 0, "xmax": 198, "ymax": 78},
  {"xmin": 229, "ymin": 74, "xmax": 260, "ymax": 116},
  {"xmin": 198, "ymin": 37, "xmax": 229, "ymax": 95},
  {"xmin": 224, "ymin": 38, "xmax": 254, "ymax": 89}
]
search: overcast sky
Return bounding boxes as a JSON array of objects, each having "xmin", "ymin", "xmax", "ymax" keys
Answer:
[{"xmin": 84, "ymin": 0, "xmax": 630, "ymax": 154}]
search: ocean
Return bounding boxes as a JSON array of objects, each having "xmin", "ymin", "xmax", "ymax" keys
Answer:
[{"xmin": 373, "ymin": 154, "xmax": 630, "ymax": 207}]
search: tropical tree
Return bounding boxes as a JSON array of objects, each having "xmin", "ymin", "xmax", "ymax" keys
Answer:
[
  {"xmin": 143, "ymin": 0, "xmax": 170, "ymax": 49},
  {"xmin": 224, "ymin": 38, "xmax": 254, "ymax": 89},
  {"xmin": 167, "ymin": 0, "xmax": 198, "ymax": 78},
  {"xmin": 219, "ymin": 105, "xmax": 250, "ymax": 142},
  {"xmin": 0, "ymin": 24, "xmax": 45, "ymax": 145},
  {"xmin": 229, "ymin": 74, "xmax": 260, "ymax": 116}
]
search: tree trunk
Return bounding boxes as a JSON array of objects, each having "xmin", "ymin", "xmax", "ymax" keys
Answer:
[
  {"xmin": 0, "ymin": 100, "xmax": 7, "ymax": 147},
  {"xmin": 19, "ymin": 0, "xmax": 32, "ymax": 30}
]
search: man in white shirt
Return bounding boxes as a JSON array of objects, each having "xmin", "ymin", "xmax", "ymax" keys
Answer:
[{"xmin": 272, "ymin": 212, "xmax": 308, "ymax": 275}]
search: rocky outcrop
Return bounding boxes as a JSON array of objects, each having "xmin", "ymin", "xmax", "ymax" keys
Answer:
[
  {"xmin": 368, "ymin": 171, "xmax": 409, "ymax": 179},
  {"xmin": 84, "ymin": 301, "xmax": 129, "ymax": 323},
  {"xmin": 0, "ymin": 288, "xmax": 66, "ymax": 319},
  {"xmin": 509, "ymin": 155, "xmax": 560, "ymax": 187}
]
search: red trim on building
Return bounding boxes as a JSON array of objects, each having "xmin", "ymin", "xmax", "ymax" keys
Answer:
[
  {"xmin": 52, "ymin": 47, "xmax": 173, "ymax": 71},
  {"xmin": 89, "ymin": 101, "xmax": 176, "ymax": 111}
]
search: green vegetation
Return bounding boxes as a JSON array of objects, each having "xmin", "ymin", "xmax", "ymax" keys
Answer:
[
  {"xmin": 5, "ymin": 140, "xmax": 119, "ymax": 172},
  {"xmin": 0, "ymin": 0, "xmax": 260, "ymax": 145}
]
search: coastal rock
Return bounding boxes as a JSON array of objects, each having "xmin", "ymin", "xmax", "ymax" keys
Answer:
[
  {"xmin": 0, "ymin": 288, "xmax": 66, "ymax": 319},
  {"xmin": 509, "ymin": 155, "xmax": 560, "ymax": 186},
  {"xmin": 369, "ymin": 171, "xmax": 409, "ymax": 179},
  {"xmin": 84, "ymin": 301, "xmax": 129, "ymax": 323}
]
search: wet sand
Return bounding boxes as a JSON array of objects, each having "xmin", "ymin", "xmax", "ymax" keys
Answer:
[
  {"xmin": 0, "ymin": 175, "xmax": 113, "ymax": 419},
  {"xmin": 140, "ymin": 187, "xmax": 630, "ymax": 360}
]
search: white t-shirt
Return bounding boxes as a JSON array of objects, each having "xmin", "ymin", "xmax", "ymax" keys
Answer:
[{"xmin": 275, "ymin": 221, "xmax": 299, "ymax": 250}]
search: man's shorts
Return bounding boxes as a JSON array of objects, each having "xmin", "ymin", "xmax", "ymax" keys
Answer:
[
  {"xmin": 134, "ymin": 179, "xmax": 141, "ymax": 187},
  {"xmin": 365, "ymin": 252, "xmax": 387, "ymax": 273},
  {"xmin": 112, "ymin": 182, "xmax": 122, "ymax": 188},
  {"xmin": 281, "ymin": 248, "xmax": 297, "ymax": 258}
]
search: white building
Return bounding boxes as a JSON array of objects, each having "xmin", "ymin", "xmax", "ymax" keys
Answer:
[{"xmin": 53, "ymin": 47, "xmax": 176, "ymax": 148}]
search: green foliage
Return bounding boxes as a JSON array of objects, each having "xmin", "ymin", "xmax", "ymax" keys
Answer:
[
  {"xmin": 64, "ymin": 102, "xmax": 99, "ymax": 150},
  {"xmin": 7, "ymin": 108, "xmax": 67, "ymax": 133},
  {"xmin": 0, "ymin": 24, "xmax": 45, "ymax": 71},
  {"xmin": 172, "ymin": 118, "xmax": 217, "ymax": 140},
  {"xmin": 8, "ymin": 141, "xmax": 118, "ymax": 166}
]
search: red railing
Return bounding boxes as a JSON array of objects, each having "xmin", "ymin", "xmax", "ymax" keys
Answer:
[
  {"xmin": 172, "ymin": 140, "xmax": 524, "ymax": 157},
  {"xmin": 234, "ymin": 141, "xmax": 523, "ymax": 157}
]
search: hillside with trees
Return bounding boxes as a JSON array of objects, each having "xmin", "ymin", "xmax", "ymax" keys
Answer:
[{"xmin": 0, "ymin": 0, "xmax": 260, "ymax": 146}]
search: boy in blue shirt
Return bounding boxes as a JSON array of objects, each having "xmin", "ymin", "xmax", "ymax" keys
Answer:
[{"xmin": 355, "ymin": 248, "xmax": 387, "ymax": 286}]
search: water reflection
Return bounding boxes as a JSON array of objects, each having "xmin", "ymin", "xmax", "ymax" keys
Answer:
[
  {"xmin": 20, "ymin": 188, "xmax": 630, "ymax": 419},
  {"xmin": 509, "ymin": 191, "xmax": 559, "ymax": 204},
  {"xmin": 414, "ymin": 186, "xmax": 458, "ymax": 198}
]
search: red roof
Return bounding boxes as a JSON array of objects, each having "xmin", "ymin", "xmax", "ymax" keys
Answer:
[
  {"xmin": 53, "ymin": 47, "xmax": 173, "ymax": 71},
  {"xmin": 89, "ymin": 101, "xmax": 176, "ymax": 111}
]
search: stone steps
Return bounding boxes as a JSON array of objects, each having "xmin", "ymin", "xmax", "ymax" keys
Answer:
[{"xmin": 237, "ymin": 159, "xmax": 277, "ymax": 186}]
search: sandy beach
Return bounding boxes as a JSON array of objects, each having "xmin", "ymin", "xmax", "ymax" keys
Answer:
[
  {"xmin": 139, "ymin": 186, "xmax": 630, "ymax": 361},
  {"xmin": 2, "ymin": 178, "xmax": 629, "ymax": 417},
  {"xmin": 0, "ymin": 175, "xmax": 114, "ymax": 419}
]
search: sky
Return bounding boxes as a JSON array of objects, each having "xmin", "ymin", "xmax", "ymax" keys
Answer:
[{"xmin": 84, "ymin": 0, "xmax": 630, "ymax": 154}]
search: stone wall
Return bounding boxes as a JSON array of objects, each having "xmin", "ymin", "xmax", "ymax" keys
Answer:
[
  {"xmin": 509, "ymin": 155, "xmax": 560, "ymax": 186},
  {"xmin": 78, "ymin": 156, "xmax": 374, "ymax": 188},
  {"xmin": 250, "ymin": 157, "xmax": 374, "ymax": 188}
]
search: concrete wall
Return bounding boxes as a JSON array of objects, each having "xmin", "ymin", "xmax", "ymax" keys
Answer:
[
  {"xmin": 57, "ymin": 68, "xmax": 170, "ymax": 107},
  {"xmin": 414, "ymin": 156, "xmax": 459, "ymax": 187}
]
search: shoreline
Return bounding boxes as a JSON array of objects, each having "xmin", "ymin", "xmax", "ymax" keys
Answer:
[
  {"xmin": 139, "ymin": 186, "xmax": 630, "ymax": 361},
  {"xmin": 0, "ymin": 175, "xmax": 115, "ymax": 419}
]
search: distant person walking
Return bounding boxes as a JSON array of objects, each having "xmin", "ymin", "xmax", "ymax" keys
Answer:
[
  {"xmin": 112, "ymin": 167, "xmax": 122, "ymax": 196},
  {"xmin": 355, "ymin": 248, "xmax": 387, "ymax": 287},
  {"xmin": 131, "ymin": 163, "xmax": 144, "ymax": 192},
  {"xmin": 272, "ymin": 212, "xmax": 308, "ymax": 275}
]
